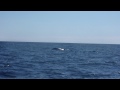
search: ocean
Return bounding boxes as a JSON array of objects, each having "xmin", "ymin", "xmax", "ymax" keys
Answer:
[{"xmin": 0, "ymin": 41, "xmax": 120, "ymax": 79}]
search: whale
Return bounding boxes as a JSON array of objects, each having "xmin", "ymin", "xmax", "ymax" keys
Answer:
[{"xmin": 52, "ymin": 48, "xmax": 65, "ymax": 51}]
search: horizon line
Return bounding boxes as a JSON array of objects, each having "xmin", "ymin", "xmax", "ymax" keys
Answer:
[{"xmin": 0, "ymin": 40, "xmax": 120, "ymax": 45}]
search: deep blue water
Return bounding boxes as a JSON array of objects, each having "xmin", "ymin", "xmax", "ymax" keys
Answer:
[{"xmin": 0, "ymin": 41, "xmax": 120, "ymax": 79}]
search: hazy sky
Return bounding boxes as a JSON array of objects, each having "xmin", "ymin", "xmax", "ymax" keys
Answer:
[{"xmin": 0, "ymin": 11, "xmax": 120, "ymax": 44}]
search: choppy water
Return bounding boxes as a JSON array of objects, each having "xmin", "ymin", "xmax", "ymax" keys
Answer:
[{"xmin": 0, "ymin": 41, "xmax": 120, "ymax": 79}]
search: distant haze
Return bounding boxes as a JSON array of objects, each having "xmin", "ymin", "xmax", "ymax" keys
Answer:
[{"xmin": 0, "ymin": 11, "xmax": 120, "ymax": 44}]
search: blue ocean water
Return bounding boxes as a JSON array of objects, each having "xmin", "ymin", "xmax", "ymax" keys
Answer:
[{"xmin": 0, "ymin": 41, "xmax": 120, "ymax": 79}]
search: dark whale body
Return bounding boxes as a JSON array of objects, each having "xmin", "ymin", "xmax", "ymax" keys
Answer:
[{"xmin": 52, "ymin": 48, "xmax": 65, "ymax": 51}]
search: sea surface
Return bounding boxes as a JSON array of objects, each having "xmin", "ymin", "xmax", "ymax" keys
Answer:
[{"xmin": 0, "ymin": 41, "xmax": 120, "ymax": 79}]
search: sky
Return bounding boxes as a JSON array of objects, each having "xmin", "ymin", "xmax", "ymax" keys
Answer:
[{"xmin": 0, "ymin": 11, "xmax": 120, "ymax": 44}]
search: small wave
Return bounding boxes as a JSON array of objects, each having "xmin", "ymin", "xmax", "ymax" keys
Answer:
[
  {"xmin": 0, "ymin": 53, "xmax": 10, "ymax": 56},
  {"xmin": 0, "ymin": 71, "xmax": 16, "ymax": 78}
]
